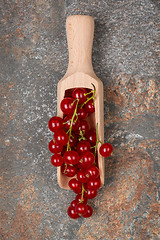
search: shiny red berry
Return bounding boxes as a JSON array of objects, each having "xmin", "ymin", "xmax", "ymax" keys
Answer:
[
  {"xmin": 75, "ymin": 194, "xmax": 88, "ymax": 204},
  {"xmin": 76, "ymin": 120, "xmax": 89, "ymax": 135},
  {"xmin": 60, "ymin": 97, "xmax": 77, "ymax": 115},
  {"xmin": 85, "ymin": 99, "xmax": 95, "ymax": 113},
  {"xmin": 86, "ymin": 166, "xmax": 100, "ymax": 180},
  {"xmin": 84, "ymin": 189, "xmax": 97, "ymax": 199},
  {"xmin": 61, "ymin": 164, "xmax": 78, "ymax": 177},
  {"xmin": 87, "ymin": 177, "xmax": 101, "ymax": 190},
  {"xmin": 68, "ymin": 179, "xmax": 82, "ymax": 194},
  {"xmin": 61, "ymin": 146, "xmax": 75, "ymax": 156},
  {"xmin": 70, "ymin": 200, "xmax": 78, "ymax": 208},
  {"xmin": 82, "ymin": 205, "xmax": 93, "ymax": 218},
  {"xmin": 54, "ymin": 130, "xmax": 69, "ymax": 146},
  {"xmin": 51, "ymin": 154, "xmax": 63, "ymax": 167},
  {"xmin": 63, "ymin": 114, "xmax": 80, "ymax": 131},
  {"xmin": 48, "ymin": 139, "xmax": 63, "ymax": 154},
  {"xmin": 63, "ymin": 150, "xmax": 79, "ymax": 165},
  {"xmin": 77, "ymin": 170, "xmax": 89, "ymax": 183},
  {"xmin": 72, "ymin": 88, "xmax": 87, "ymax": 104},
  {"xmin": 78, "ymin": 151, "xmax": 95, "ymax": 169},
  {"xmin": 99, "ymin": 143, "xmax": 113, "ymax": 157},
  {"xmin": 75, "ymin": 203, "xmax": 88, "ymax": 215},
  {"xmin": 77, "ymin": 107, "xmax": 88, "ymax": 119},
  {"xmin": 76, "ymin": 140, "xmax": 91, "ymax": 154},
  {"xmin": 67, "ymin": 206, "xmax": 80, "ymax": 219},
  {"xmin": 48, "ymin": 116, "xmax": 63, "ymax": 132},
  {"xmin": 85, "ymin": 129, "xmax": 97, "ymax": 146}
]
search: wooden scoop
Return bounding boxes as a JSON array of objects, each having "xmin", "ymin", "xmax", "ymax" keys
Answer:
[{"xmin": 57, "ymin": 15, "xmax": 104, "ymax": 189}]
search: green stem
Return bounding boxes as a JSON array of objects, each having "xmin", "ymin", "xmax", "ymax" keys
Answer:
[
  {"xmin": 78, "ymin": 129, "xmax": 86, "ymax": 141},
  {"xmin": 63, "ymin": 120, "xmax": 71, "ymax": 125},
  {"xmin": 74, "ymin": 113, "xmax": 78, "ymax": 123},
  {"xmin": 66, "ymin": 99, "xmax": 79, "ymax": 151},
  {"xmin": 91, "ymin": 123, "xmax": 102, "ymax": 156},
  {"xmin": 80, "ymin": 84, "xmax": 96, "ymax": 109},
  {"xmin": 63, "ymin": 163, "xmax": 67, "ymax": 174},
  {"xmin": 71, "ymin": 99, "xmax": 78, "ymax": 106},
  {"xmin": 84, "ymin": 90, "xmax": 94, "ymax": 96},
  {"xmin": 80, "ymin": 183, "xmax": 87, "ymax": 203}
]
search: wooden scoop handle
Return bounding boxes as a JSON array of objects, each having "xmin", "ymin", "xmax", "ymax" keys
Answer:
[{"xmin": 66, "ymin": 15, "xmax": 95, "ymax": 77}]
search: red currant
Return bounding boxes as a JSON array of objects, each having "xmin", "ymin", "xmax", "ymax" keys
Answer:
[
  {"xmin": 76, "ymin": 120, "xmax": 89, "ymax": 135},
  {"xmin": 82, "ymin": 205, "xmax": 93, "ymax": 218},
  {"xmin": 77, "ymin": 170, "xmax": 89, "ymax": 183},
  {"xmin": 84, "ymin": 189, "xmax": 97, "ymax": 199},
  {"xmin": 99, "ymin": 143, "xmax": 113, "ymax": 157},
  {"xmin": 75, "ymin": 194, "xmax": 88, "ymax": 204},
  {"xmin": 70, "ymin": 200, "xmax": 78, "ymax": 208},
  {"xmin": 48, "ymin": 116, "xmax": 63, "ymax": 132},
  {"xmin": 61, "ymin": 146, "xmax": 75, "ymax": 156},
  {"xmin": 48, "ymin": 86, "xmax": 104, "ymax": 218},
  {"xmin": 72, "ymin": 88, "xmax": 87, "ymax": 104},
  {"xmin": 85, "ymin": 99, "xmax": 95, "ymax": 113},
  {"xmin": 85, "ymin": 129, "xmax": 96, "ymax": 146},
  {"xmin": 61, "ymin": 164, "xmax": 78, "ymax": 177},
  {"xmin": 60, "ymin": 97, "xmax": 77, "ymax": 115},
  {"xmin": 78, "ymin": 151, "xmax": 95, "ymax": 169},
  {"xmin": 63, "ymin": 114, "xmax": 80, "ymax": 131},
  {"xmin": 48, "ymin": 139, "xmax": 63, "ymax": 154},
  {"xmin": 75, "ymin": 203, "xmax": 88, "ymax": 215},
  {"xmin": 68, "ymin": 179, "xmax": 82, "ymax": 194},
  {"xmin": 87, "ymin": 177, "xmax": 101, "ymax": 190},
  {"xmin": 54, "ymin": 130, "xmax": 69, "ymax": 146},
  {"xmin": 63, "ymin": 150, "xmax": 79, "ymax": 165},
  {"xmin": 86, "ymin": 166, "xmax": 100, "ymax": 180},
  {"xmin": 76, "ymin": 140, "xmax": 91, "ymax": 154},
  {"xmin": 51, "ymin": 154, "xmax": 63, "ymax": 167},
  {"xmin": 67, "ymin": 206, "xmax": 80, "ymax": 219},
  {"xmin": 77, "ymin": 107, "xmax": 88, "ymax": 119}
]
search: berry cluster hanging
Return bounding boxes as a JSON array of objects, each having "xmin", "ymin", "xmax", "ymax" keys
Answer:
[{"xmin": 48, "ymin": 85, "xmax": 113, "ymax": 219}]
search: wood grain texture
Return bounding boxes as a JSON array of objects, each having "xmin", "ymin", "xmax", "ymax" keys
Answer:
[
  {"xmin": 57, "ymin": 16, "xmax": 104, "ymax": 189},
  {"xmin": 65, "ymin": 15, "xmax": 96, "ymax": 78},
  {"xmin": 0, "ymin": 0, "xmax": 159, "ymax": 240}
]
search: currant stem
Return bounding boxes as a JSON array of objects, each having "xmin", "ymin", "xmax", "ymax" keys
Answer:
[
  {"xmin": 63, "ymin": 120, "xmax": 71, "ymax": 125},
  {"xmin": 80, "ymin": 183, "xmax": 87, "ymax": 203},
  {"xmin": 71, "ymin": 99, "xmax": 78, "ymax": 106},
  {"xmin": 78, "ymin": 129, "xmax": 86, "ymax": 141},
  {"xmin": 74, "ymin": 113, "xmax": 78, "ymax": 123},
  {"xmin": 92, "ymin": 123, "xmax": 102, "ymax": 155},
  {"xmin": 84, "ymin": 90, "xmax": 94, "ymax": 96},
  {"xmin": 66, "ymin": 99, "xmax": 79, "ymax": 151},
  {"xmin": 63, "ymin": 163, "xmax": 67, "ymax": 174},
  {"xmin": 80, "ymin": 84, "xmax": 96, "ymax": 109}
]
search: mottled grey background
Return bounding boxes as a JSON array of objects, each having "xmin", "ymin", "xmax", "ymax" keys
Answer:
[{"xmin": 0, "ymin": 0, "xmax": 160, "ymax": 240}]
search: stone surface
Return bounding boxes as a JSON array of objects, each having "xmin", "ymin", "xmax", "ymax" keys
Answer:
[{"xmin": 0, "ymin": 0, "xmax": 159, "ymax": 240}]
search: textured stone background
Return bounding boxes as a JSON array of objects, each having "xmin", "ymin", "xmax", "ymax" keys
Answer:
[{"xmin": 0, "ymin": 0, "xmax": 160, "ymax": 239}]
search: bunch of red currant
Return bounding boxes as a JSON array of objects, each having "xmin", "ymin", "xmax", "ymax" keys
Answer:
[{"xmin": 48, "ymin": 86, "xmax": 113, "ymax": 219}]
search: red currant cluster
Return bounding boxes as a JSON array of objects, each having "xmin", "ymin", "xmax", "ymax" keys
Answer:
[{"xmin": 48, "ymin": 86, "xmax": 113, "ymax": 219}]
